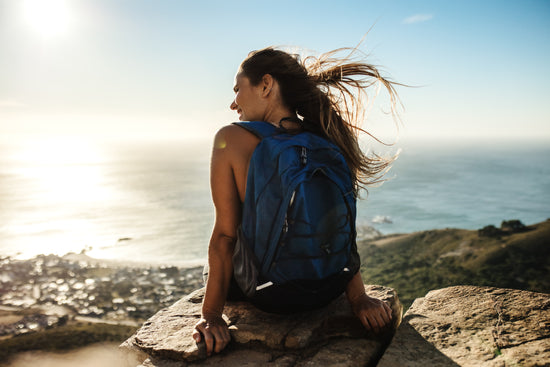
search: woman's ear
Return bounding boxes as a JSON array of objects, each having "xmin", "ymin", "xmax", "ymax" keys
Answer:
[{"xmin": 261, "ymin": 74, "xmax": 274, "ymax": 97}]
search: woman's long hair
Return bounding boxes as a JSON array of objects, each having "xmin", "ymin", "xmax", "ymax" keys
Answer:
[{"xmin": 239, "ymin": 46, "xmax": 401, "ymax": 195}]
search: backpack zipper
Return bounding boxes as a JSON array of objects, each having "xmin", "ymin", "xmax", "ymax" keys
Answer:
[{"xmin": 300, "ymin": 147, "xmax": 307, "ymax": 165}]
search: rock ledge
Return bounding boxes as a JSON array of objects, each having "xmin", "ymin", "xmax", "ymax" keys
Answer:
[
  {"xmin": 121, "ymin": 285, "xmax": 402, "ymax": 367},
  {"xmin": 378, "ymin": 285, "xmax": 550, "ymax": 367}
]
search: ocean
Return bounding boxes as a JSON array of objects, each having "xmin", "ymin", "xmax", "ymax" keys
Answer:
[{"xmin": 1, "ymin": 136, "xmax": 549, "ymax": 267}]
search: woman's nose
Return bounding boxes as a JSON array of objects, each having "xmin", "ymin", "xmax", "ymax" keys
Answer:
[{"xmin": 230, "ymin": 101, "xmax": 237, "ymax": 110}]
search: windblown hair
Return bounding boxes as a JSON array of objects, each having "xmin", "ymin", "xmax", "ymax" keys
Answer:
[{"xmin": 239, "ymin": 46, "xmax": 401, "ymax": 195}]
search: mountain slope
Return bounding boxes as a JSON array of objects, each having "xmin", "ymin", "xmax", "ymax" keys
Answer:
[{"xmin": 358, "ymin": 219, "xmax": 550, "ymax": 309}]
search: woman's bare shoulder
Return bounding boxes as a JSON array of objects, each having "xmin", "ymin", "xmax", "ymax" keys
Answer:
[{"xmin": 213, "ymin": 123, "xmax": 259, "ymax": 152}]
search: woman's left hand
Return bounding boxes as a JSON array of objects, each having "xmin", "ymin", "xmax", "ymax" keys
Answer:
[{"xmin": 348, "ymin": 293, "xmax": 393, "ymax": 333}]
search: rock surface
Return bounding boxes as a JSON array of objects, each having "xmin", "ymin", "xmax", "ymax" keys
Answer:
[
  {"xmin": 121, "ymin": 285, "xmax": 402, "ymax": 367},
  {"xmin": 377, "ymin": 285, "xmax": 550, "ymax": 367}
]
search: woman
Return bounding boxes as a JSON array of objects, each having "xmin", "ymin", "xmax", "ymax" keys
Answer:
[{"xmin": 193, "ymin": 47, "xmax": 399, "ymax": 356}]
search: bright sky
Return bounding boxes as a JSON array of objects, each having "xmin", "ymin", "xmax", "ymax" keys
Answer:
[{"xmin": 1, "ymin": 0, "xmax": 549, "ymax": 142}]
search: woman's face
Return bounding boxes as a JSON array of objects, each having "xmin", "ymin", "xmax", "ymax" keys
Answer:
[{"xmin": 230, "ymin": 73, "xmax": 266, "ymax": 121}]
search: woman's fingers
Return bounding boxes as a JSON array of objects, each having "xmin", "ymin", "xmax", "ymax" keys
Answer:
[
  {"xmin": 193, "ymin": 320, "xmax": 215, "ymax": 356},
  {"xmin": 368, "ymin": 300, "xmax": 392, "ymax": 329},
  {"xmin": 211, "ymin": 326, "xmax": 230, "ymax": 353},
  {"xmin": 203, "ymin": 328, "xmax": 215, "ymax": 356},
  {"xmin": 359, "ymin": 309, "xmax": 378, "ymax": 332},
  {"xmin": 192, "ymin": 328, "xmax": 201, "ymax": 343},
  {"xmin": 357, "ymin": 299, "xmax": 393, "ymax": 333},
  {"xmin": 359, "ymin": 312, "xmax": 370, "ymax": 330},
  {"xmin": 193, "ymin": 317, "xmax": 231, "ymax": 356},
  {"xmin": 367, "ymin": 313, "xmax": 382, "ymax": 333}
]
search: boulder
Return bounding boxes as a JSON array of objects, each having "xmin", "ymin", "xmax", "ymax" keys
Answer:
[
  {"xmin": 121, "ymin": 285, "xmax": 402, "ymax": 367},
  {"xmin": 378, "ymin": 285, "xmax": 550, "ymax": 367}
]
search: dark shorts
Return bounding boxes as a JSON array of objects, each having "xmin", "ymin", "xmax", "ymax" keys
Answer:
[
  {"xmin": 202, "ymin": 264, "xmax": 247, "ymax": 302},
  {"xmin": 203, "ymin": 264, "xmax": 346, "ymax": 314}
]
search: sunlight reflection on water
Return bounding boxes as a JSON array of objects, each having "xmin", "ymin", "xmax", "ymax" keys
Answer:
[
  {"xmin": 2, "ymin": 137, "xmax": 119, "ymax": 258},
  {"xmin": 1, "ymin": 136, "xmax": 548, "ymax": 266},
  {"xmin": 0, "ymin": 136, "xmax": 213, "ymax": 266}
]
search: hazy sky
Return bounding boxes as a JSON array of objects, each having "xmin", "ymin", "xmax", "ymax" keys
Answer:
[{"xmin": 1, "ymin": 0, "xmax": 549, "ymax": 142}]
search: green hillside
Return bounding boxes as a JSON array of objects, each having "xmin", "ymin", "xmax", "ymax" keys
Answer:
[{"xmin": 358, "ymin": 219, "xmax": 550, "ymax": 310}]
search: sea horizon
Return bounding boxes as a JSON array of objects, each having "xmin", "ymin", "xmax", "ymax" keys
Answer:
[{"xmin": 1, "ymin": 134, "xmax": 549, "ymax": 267}]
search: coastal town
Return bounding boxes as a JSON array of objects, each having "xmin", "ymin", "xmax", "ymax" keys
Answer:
[{"xmin": 0, "ymin": 253, "xmax": 204, "ymax": 338}]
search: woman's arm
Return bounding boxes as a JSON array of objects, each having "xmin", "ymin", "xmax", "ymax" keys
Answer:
[
  {"xmin": 192, "ymin": 233, "xmax": 235, "ymax": 356},
  {"xmin": 345, "ymin": 271, "xmax": 393, "ymax": 333},
  {"xmin": 192, "ymin": 127, "xmax": 242, "ymax": 356}
]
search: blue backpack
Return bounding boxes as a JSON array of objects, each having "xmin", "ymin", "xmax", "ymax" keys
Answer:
[{"xmin": 232, "ymin": 121, "xmax": 360, "ymax": 312}]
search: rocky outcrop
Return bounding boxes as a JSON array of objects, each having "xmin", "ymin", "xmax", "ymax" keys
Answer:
[
  {"xmin": 121, "ymin": 285, "xmax": 402, "ymax": 367},
  {"xmin": 378, "ymin": 286, "xmax": 550, "ymax": 367},
  {"xmin": 122, "ymin": 285, "xmax": 550, "ymax": 366}
]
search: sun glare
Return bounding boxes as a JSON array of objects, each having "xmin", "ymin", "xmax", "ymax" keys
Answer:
[
  {"xmin": 21, "ymin": 0, "xmax": 74, "ymax": 39},
  {"xmin": 3, "ymin": 137, "xmax": 117, "ymax": 258},
  {"xmin": 11, "ymin": 138, "xmax": 111, "ymax": 204}
]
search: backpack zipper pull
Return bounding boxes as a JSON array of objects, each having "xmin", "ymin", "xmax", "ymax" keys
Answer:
[{"xmin": 301, "ymin": 147, "xmax": 307, "ymax": 165}]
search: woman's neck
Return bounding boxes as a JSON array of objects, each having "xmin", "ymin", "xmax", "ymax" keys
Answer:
[{"xmin": 263, "ymin": 107, "xmax": 296, "ymax": 127}]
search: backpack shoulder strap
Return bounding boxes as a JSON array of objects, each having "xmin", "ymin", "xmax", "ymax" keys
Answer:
[{"xmin": 233, "ymin": 121, "xmax": 280, "ymax": 140}]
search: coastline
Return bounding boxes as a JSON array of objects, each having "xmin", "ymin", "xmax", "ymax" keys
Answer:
[
  {"xmin": 1, "ymin": 252, "xmax": 204, "ymax": 322},
  {"xmin": 0, "ymin": 253, "xmax": 204, "ymax": 362},
  {"xmin": 2, "ymin": 218, "xmax": 548, "ymax": 363}
]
